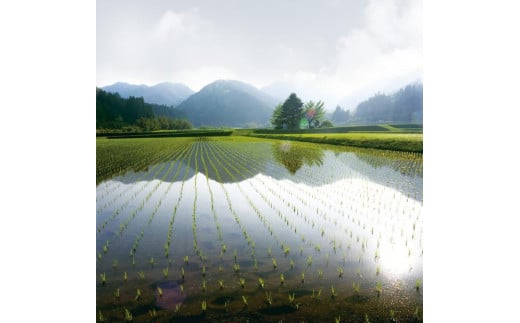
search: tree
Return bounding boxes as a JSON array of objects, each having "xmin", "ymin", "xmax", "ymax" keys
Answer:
[
  {"xmin": 270, "ymin": 103, "xmax": 284, "ymax": 129},
  {"xmin": 319, "ymin": 120, "xmax": 334, "ymax": 128},
  {"xmin": 303, "ymin": 100, "xmax": 325, "ymax": 128},
  {"xmin": 280, "ymin": 93, "xmax": 303, "ymax": 129},
  {"xmin": 331, "ymin": 105, "xmax": 350, "ymax": 124}
]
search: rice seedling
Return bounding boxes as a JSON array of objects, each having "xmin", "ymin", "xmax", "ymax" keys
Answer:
[
  {"xmin": 272, "ymin": 257, "xmax": 277, "ymax": 269},
  {"xmin": 353, "ymin": 282, "xmax": 361, "ymax": 295},
  {"xmin": 180, "ymin": 284, "xmax": 184, "ymax": 294},
  {"xmin": 316, "ymin": 288, "xmax": 322, "ymax": 301},
  {"xmin": 301, "ymin": 272, "xmax": 305, "ymax": 283},
  {"xmin": 290, "ymin": 259, "xmax": 295, "ymax": 269},
  {"xmin": 138, "ymin": 271, "xmax": 145, "ymax": 280},
  {"xmin": 123, "ymin": 271, "xmax": 128, "ymax": 282},
  {"xmin": 280, "ymin": 273, "xmax": 285, "ymax": 285},
  {"xmin": 288, "ymin": 292, "xmax": 295, "ymax": 304},
  {"xmin": 390, "ymin": 309, "xmax": 396, "ymax": 322},
  {"xmin": 284, "ymin": 245, "xmax": 291, "ymax": 255},
  {"xmin": 149, "ymin": 308, "xmax": 157, "ymax": 319},
  {"xmin": 376, "ymin": 266, "xmax": 380, "ymax": 276},
  {"xmin": 174, "ymin": 303, "xmax": 181, "ymax": 313},
  {"xmin": 219, "ymin": 280, "xmax": 225, "ymax": 289},
  {"xmin": 225, "ymin": 299, "xmax": 230, "ymax": 312},
  {"xmin": 317, "ymin": 269, "xmax": 323, "ymax": 278},
  {"xmin": 267, "ymin": 246, "xmax": 272, "ymax": 257},
  {"xmin": 242, "ymin": 295, "xmax": 248, "ymax": 307},
  {"xmin": 149, "ymin": 257, "xmax": 155, "ymax": 267},
  {"xmin": 239, "ymin": 277, "xmax": 245, "ymax": 288},
  {"xmin": 414, "ymin": 305, "xmax": 420, "ymax": 319},
  {"xmin": 98, "ymin": 252, "xmax": 102, "ymax": 261},
  {"xmin": 98, "ymin": 310, "xmax": 105, "ymax": 322},
  {"xmin": 202, "ymin": 265, "xmax": 206, "ymax": 276},
  {"xmin": 416, "ymin": 279, "xmax": 421, "ymax": 291},
  {"xmin": 331, "ymin": 285, "xmax": 337, "ymax": 299},
  {"xmin": 201, "ymin": 300, "xmax": 207, "ymax": 313},
  {"xmin": 114, "ymin": 287, "xmax": 120, "ymax": 299},
  {"xmin": 233, "ymin": 249, "xmax": 237, "ymax": 261},
  {"xmin": 258, "ymin": 277, "xmax": 265, "ymax": 289},
  {"xmin": 100, "ymin": 273, "xmax": 106, "ymax": 285},
  {"xmin": 335, "ymin": 316, "xmax": 341, "ymax": 323},
  {"xmin": 183, "ymin": 255, "xmax": 189, "ymax": 264},
  {"xmin": 365, "ymin": 313, "xmax": 370, "ymax": 323},
  {"xmin": 218, "ymin": 264, "xmax": 223, "ymax": 272},
  {"xmin": 157, "ymin": 286, "xmax": 163, "ymax": 297},
  {"xmin": 233, "ymin": 263, "xmax": 240, "ymax": 273},
  {"xmin": 307, "ymin": 255, "xmax": 313, "ymax": 267},
  {"xmin": 337, "ymin": 267, "xmax": 344, "ymax": 278},
  {"xmin": 375, "ymin": 281, "xmax": 382, "ymax": 296},
  {"xmin": 124, "ymin": 308, "xmax": 133, "ymax": 322},
  {"xmin": 135, "ymin": 288, "xmax": 141, "ymax": 300},
  {"xmin": 202, "ymin": 279, "xmax": 207, "ymax": 292},
  {"xmin": 265, "ymin": 291, "xmax": 273, "ymax": 306},
  {"xmin": 112, "ymin": 259, "xmax": 118, "ymax": 270},
  {"xmin": 181, "ymin": 267, "xmax": 185, "ymax": 280}
]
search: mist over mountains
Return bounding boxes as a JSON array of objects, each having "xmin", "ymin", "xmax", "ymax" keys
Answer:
[
  {"xmin": 98, "ymin": 79, "xmax": 422, "ymax": 128},
  {"xmin": 102, "ymin": 82, "xmax": 194, "ymax": 106},
  {"xmin": 176, "ymin": 80, "xmax": 277, "ymax": 127}
]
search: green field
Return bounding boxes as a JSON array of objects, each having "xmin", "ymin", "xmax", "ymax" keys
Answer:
[
  {"xmin": 96, "ymin": 124, "xmax": 423, "ymax": 153},
  {"xmin": 245, "ymin": 132, "xmax": 423, "ymax": 153}
]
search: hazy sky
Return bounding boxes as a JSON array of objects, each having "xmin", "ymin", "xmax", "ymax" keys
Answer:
[{"xmin": 97, "ymin": 0, "xmax": 422, "ymax": 108}]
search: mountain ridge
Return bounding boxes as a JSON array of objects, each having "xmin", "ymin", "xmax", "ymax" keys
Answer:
[{"xmin": 102, "ymin": 82, "xmax": 194, "ymax": 106}]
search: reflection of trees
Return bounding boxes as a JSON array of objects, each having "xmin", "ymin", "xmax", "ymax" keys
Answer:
[
  {"xmin": 271, "ymin": 141, "xmax": 324, "ymax": 174},
  {"xmin": 354, "ymin": 151, "xmax": 423, "ymax": 178}
]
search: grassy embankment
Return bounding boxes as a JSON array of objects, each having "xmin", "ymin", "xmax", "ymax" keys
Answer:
[
  {"xmin": 236, "ymin": 124, "xmax": 423, "ymax": 153},
  {"xmin": 96, "ymin": 124, "xmax": 423, "ymax": 153}
]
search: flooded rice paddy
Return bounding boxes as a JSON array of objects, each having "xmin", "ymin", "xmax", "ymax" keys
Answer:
[{"xmin": 96, "ymin": 137, "xmax": 423, "ymax": 322}]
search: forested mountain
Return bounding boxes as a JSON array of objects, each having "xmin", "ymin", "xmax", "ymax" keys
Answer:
[
  {"xmin": 176, "ymin": 80, "xmax": 277, "ymax": 127},
  {"xmin": 96, "ymin": 88, "xmax": 190, "ymax": 130},
  {"xmin": 96, "ymin": 88, "xmax": 153, "ymax": 129},
  {"xmin": 352, "ymin": 83, "xmax": 423, "ymax": 123},
  {"xmin": 102, "ymin": 82, "xmax": 194, "ymax": 106},
  {"xmin": 329, "ymin": 106, "xmax": 351, "ymax": 125}
]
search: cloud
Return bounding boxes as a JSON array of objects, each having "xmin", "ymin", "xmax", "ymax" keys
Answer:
[
  {"xmin": 326, "ymin": 0, "xmax": 422, "ymax": 97},
  {"xmin": 176, "ymin": 66, "xmax": 238, "ymax": 91},
  {"xmin": 153, "ymin": 9, "xmax": 207, "ymax": 41},
  {"xmin": 262, "ymin": 0, "xmax": 422, "ymax": 107},
  {"xmin": 97, "ymin": 0, "xmax": 422, "ymax": 107}
]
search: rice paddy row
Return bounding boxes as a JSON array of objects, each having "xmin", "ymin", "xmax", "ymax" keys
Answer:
[{"xmin": 96, "ymin": 136, "xmax": 422, "ymax": 322}]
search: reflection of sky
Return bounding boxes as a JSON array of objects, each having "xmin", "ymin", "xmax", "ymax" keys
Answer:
[
  {"xmin": 104, "ymin": 146, "xmax": 422, "ymax": 203},
  {"xmin": 96, "ymin": 143, "xmax": 422, "ymax": 285}
]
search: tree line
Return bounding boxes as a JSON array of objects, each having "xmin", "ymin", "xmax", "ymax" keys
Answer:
[
  {"xmin": 352, "ymin": 83, "xmax": 423, "ymax": 123},
  {"xmin": 96, "ymin": 88, "xmax": 192, "ymax": 131},
  {"xmin": 272, "ymin": 83, "xmax": 423, "ymax": 128},
  {"xmin": 271, "ymin": 93, "xmax": 333, "ymax": 129}
]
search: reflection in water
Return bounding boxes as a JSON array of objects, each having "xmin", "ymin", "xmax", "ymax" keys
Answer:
[
  {"xmin": 271, "ymin": 141, "xmax": 324, "ymax": 174},
  {"xmin": 96, "ymin": 138, "xmax": 422, "ymax": 322}
]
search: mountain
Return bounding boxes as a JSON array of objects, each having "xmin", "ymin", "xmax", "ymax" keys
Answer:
[
  {"xmin": 102, "ymin": 82, "xmax": 194, "ymax": 106},
  {"xmin": 96, "ymin": 88, "xmax": 153, "ymax": 129},
  {"xmin": 352, "ymin": 83, "xmax": 423, "ymax": 123},
  {"xmin": 176, "ymin": 80, "xmax": 277, "ymax": 127}
]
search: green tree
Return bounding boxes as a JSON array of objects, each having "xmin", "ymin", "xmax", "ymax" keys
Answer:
[
  {"xmin": 331, "ymin": 105, "xmax": 350, "ymax": 124},
  {"xmin": 303, "ymin": 100, "xmax": 325, "ymax": 128},
  {"xmin": 280, "ymin": 93, "xmax": 303, "ymax": 129},
  {"xmin": 271, "ymin": 103, "xmax": 284, "ymax": 129},
  {"xmin": 319, "ymin": 120, "xmax": 334, "ymax": 128}
]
